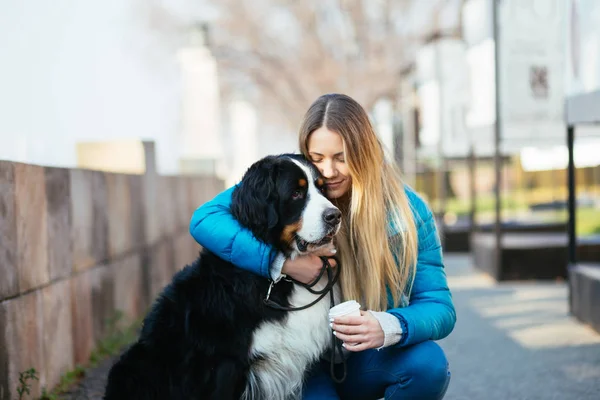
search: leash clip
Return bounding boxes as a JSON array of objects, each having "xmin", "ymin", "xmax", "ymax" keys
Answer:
[{"xmin": 265, "ymin": 280, "xmax": 275, "ymax": 302}]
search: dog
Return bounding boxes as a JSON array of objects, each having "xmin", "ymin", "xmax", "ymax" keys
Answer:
[{"xmin": 104, "ymin": 154, "xmax": 342, "ymax": 400}]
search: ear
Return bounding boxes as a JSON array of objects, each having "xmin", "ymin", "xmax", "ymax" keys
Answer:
[{"xmin": 231, "ymin": 156, "xmax": 280, "ymax": 243}]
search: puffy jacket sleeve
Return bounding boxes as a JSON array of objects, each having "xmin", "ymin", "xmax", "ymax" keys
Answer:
[
  {"xmin": 387, "ymin": 188, "xmax": 456, "ymax": 347},
  {"xmin": 189, "ymin": 185, "xmax": 276, "ymax": 278}
]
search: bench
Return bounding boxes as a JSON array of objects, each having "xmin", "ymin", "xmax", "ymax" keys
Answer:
[
  {"xmin": 570, "ymin": 263, "xmax": 600, "ymax": 334},
  {"xmin": 471, "ymin": 232, "xmax": 600, "ymax": 280}
]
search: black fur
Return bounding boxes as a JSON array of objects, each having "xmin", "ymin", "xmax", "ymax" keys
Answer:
[
  {"xmin": 104, "ymin": 154, "xmax": 322, "ymax": 400},
  {"xmin": 231, "ymin": 155, "xmax": 281, "ymax": 243}
]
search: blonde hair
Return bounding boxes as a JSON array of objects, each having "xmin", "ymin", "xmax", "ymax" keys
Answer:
[{"xmin": 299, "ymin": 94, "xmax": 418, "ymax": 311}]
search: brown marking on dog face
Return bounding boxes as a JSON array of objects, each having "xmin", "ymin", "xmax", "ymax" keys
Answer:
[
  {"xmin": 281, "ymin": 220, "xmax": 303, "ymax": 245},
  {"xmin": 316, "ymin": 178, "xmax": 324, "ymax": 187},
  {"xmin": 298, "ymin": 179, "xmax": 307, "ymax": 188}
]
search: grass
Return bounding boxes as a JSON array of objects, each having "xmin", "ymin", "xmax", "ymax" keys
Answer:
[
  {"xmin": 441, "ymin": 194, "xmax": 529, "ymax": 216},
  {"xmin": 443, "ymin": 195, "xmax": 600, "ymax": 236},
  {"xmin": 17, "ymin": 310, "xmax": 143, "ymax": 400},
  {"xmin": 87, "ymin": 311, "xmax": 142, "ymax": 367},
  {"xmin": 16, "ymin": 369, "xmax": 38, "ymax": 400},
  {"xmin": 38, "ymin": 365, "xmax": 87, "ymax": 400},
  {"xmin": 550, "ymin": 208, "xmax": 600, "ymax": 235}
]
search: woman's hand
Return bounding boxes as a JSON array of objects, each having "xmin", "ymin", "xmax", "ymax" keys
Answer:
[
  {"xmin": 331, "ymin": 311, "xmax": 384, "ymax": 352},
  {"xmin": 281, "ymin": 244, "xmax": 337, "ymax": 285}
]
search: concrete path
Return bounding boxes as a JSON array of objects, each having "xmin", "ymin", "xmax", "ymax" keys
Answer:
[
  {"xmin": 440, "ymin": 254, "xmax": 600, "ymax": 400},
  {"xmin": 63, "ymin": 254, "xmax": 600, "ymax": 399},
  {"xmin": 62, "ymin": 358, "xmax": 114, "ymax": 400}
]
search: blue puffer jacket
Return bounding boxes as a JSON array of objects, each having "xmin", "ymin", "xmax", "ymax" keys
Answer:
[{"xmin": 189, "ymin": 185, "xmax": 456, "ymax": 347}]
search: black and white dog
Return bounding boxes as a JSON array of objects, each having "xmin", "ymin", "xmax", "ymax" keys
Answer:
[{"xmin": 104, "ymin": 154, "xmax": 342, "ymax": 400}]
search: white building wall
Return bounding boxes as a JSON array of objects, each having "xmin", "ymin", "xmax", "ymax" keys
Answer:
[
  {"xmin": 0, "ymin": 0, "xmax": 186, "ymax": 174},
  {"xmin": 415, "ymin": 38, "xmax": 471, "ymax": 158},
  {"xmin": 227, "ymin": 100, "xmax": 258, "ymax": 186},
  {"xmin": 566, "ymin": 0, "xmax": 600, "ymax": 96},
  {"xmin": 177, "ymin": 31, "xmax": 222, "ymax": 163},
  {"xmin": 372, "ymin": 99, "xmax": 395, "ymax": 160}
]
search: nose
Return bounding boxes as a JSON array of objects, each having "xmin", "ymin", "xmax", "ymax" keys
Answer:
[
  {"xmin": 320, "ymin": 160, "xmax": 336, "ymax": 179},
  {"xmin": 323, "ymin": 207, "xmax": 341, "ymax": 226}
]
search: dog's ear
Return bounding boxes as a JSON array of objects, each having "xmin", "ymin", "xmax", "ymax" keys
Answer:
[{"xmin": 231, "ymin": 156, "xmax": 280, "ymax": 243}]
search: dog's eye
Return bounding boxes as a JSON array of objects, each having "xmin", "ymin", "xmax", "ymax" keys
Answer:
[{"xmin": 292, "ymin": 190, "xmax": 304, "ymax": 200}]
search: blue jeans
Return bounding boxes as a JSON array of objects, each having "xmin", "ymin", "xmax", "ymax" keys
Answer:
[{"xmin": 303, "ymin": 341, "xmax": 450, "ymax": 400}]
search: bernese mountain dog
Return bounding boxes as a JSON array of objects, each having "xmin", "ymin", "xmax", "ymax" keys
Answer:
[{"xmin": 104, "ymin": 154, "xmax": 342, "ymax": 400}]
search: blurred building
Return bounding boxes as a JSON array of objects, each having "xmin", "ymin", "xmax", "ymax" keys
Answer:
[
  {"xmin": 177, "ymin": 24, "xmax": 224, "ymax": 176},
  {"xmin": 400, "ymin": 0, "xmax": 600, "ymax": 213},
  {"xmin": 0, "ymin": 1, "xmax": 222, "ymax": 177},
  {"xmin": 225, "ymin": 99, "xmax": 258, "ymax": 187}
]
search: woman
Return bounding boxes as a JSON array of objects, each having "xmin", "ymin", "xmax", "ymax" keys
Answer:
[{"xmin": 190, "ymin": 93, "xmax": 456, "ymax": 399}]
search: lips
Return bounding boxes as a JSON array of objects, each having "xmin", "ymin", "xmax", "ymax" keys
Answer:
[
  {"xmin": 326, "ymin": 181, "xmax": 343, "ymax": 189},
  {"xmin": 296, "ymin": 233, "xmax": 334, "ymax": 252}
]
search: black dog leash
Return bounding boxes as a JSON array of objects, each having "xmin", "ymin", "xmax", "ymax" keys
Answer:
[{"xmin": 263, "ymin": 257, "xmax": 347, "ymax": 384}]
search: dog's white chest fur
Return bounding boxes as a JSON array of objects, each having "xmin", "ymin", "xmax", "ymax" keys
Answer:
[{"xmin": 243, "ymin": 278, "xmax": 341, "ymax": 400}]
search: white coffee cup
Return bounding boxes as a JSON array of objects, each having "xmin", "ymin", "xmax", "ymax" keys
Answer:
[{"xmin": 329, "ymin": 300, "xmax": 361, "ymax": 320}]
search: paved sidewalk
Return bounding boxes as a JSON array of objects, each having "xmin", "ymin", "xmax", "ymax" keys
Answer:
[
  {"xmin": 62, "ymin": 357, "xmax": 114, "ymax": 400},
  {"xmin": 63, "ymin": 254, "xmax": 600, "ymax": 399},
  {"xmin": 440, "ymin": 254, "xmax": 600, "ymax": 400}
]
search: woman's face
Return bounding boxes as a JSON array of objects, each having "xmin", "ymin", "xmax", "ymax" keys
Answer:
[{"xmin": 307, "ymin": 127, "xmax": 352, "ymax": 199}]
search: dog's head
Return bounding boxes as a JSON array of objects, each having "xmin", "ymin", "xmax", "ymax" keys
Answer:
[{"xmin": 231, "ymin": 154, "xmax": 341, "ymax": 257}]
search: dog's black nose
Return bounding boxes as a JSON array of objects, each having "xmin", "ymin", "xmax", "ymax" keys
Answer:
[{"xmin": 323, "ymin": 208, "xmax": 341, "ymax": 226}]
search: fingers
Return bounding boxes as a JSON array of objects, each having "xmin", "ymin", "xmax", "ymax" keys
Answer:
[
  {"xmin": 333, "ymin": 330, "xmax": 366, "ymax": 344},
  {"xmin": 330, "ymin": 314, "xmax": 383, "ymax": 352},
  {"xmin": 312, "ymin": 246, "xmax": 337, "ymax": 258},
  {"xmin": 331, "ymin": 313, "xmax": 383, "ymax": 336},
  {"xmin": 331, "ymin": 320, "xmax": 368, "ymax": 345},
  {"xmin": 324, "ymin": 242, "xmax": 337, "ymax": 254},
  {"xmin": 342, "ymin": 342, "xmax": 370, "ymax": 352},
  {"xmin": 332, "ymin": 329, "xmax": 372, "ymax": 352},
  {"xmin": 331, "ymin": 320, "xmax": 366, "ymax": 334},
  {"xmin": 330, "ymin": 315, "xmax": 363, "ymax": 326}
]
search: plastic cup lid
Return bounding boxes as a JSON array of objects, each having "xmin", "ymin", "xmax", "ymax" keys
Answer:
[{"xmin": 329, "ymin": 300, "xmax": 361, "ymax": 317}]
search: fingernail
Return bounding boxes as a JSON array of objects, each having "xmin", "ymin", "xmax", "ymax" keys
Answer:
[
  {"xmin": 333, "ymin": 331, "xmax": 337, "ymax": 336},
  {"xmin": 342, "ymin": 343, "xmax": 346, "ymax": 348},
  {"xmin": 329, "ymin": 318, "xmax": 335, "ymax": 323},
  {"xmin": 330, "ymin": 249, "xmax": 337, "ymax": 254},
  {"xmin": 329, "ymin": 323, "xmax": 333, "ymax": 329}
]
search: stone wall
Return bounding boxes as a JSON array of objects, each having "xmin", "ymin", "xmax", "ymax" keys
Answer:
[{"xmin": 0, "ymin": 143, "xmax": 224, "ymax": 399}]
